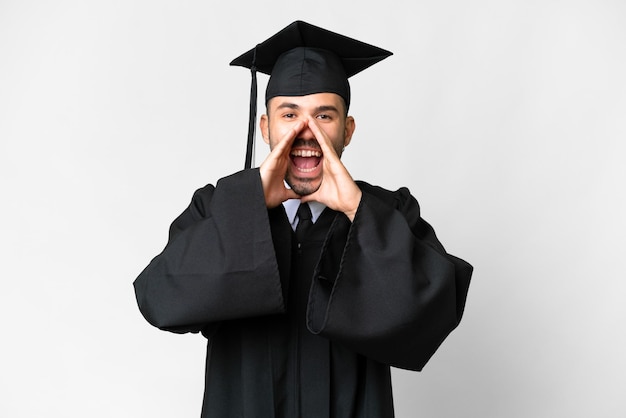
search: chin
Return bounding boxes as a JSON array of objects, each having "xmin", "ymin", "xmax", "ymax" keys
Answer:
[{"xmin": 286, "ymin": 176, "xmax": 321, "ymax": 197}]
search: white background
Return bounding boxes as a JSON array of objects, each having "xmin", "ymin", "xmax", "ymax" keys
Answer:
[{"xmin": 1, "ymin": 1, "xmax": 625, "ymax": 417}]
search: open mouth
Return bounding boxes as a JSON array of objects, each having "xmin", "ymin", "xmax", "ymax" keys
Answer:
[{"xmin": 290, "ymin": 148, "xmax": 322, "ymax": 173}]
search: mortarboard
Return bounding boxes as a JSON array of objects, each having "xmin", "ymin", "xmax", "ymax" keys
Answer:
[{"xmin": 230, "ymin": 20, "xmax": 393, "ymax": 169}]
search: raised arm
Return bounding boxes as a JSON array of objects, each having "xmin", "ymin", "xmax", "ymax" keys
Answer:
[
  {"xmin": 307, "ymin": 185, "xmax": 473, "ymax": 371},
  {"xmin": 133, "ymin": 169, "xmax": 285, "ymax": 334}
]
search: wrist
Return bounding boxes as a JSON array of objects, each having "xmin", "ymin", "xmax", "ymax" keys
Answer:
[{"xmin": 344, "ymin": 190, "xmax": 362, "ymax": 222}]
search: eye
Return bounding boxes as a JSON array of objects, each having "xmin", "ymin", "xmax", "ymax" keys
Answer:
[
  {"xmin": 316, "ymin": 114, "xmax": 331, "ymax": 120},
  {"xmin": 283, "ymin": 113, "xmax": 296, "ymax": 119}
]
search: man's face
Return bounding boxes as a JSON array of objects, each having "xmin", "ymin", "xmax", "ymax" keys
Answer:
[{"xmin": 260, "ymin": 92, "xmax": 355, "ymax": 196}]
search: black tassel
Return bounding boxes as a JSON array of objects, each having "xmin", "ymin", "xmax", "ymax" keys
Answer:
[{"xmin": 244, "ymin": 46, "xmax": 259, "ymax": 169}]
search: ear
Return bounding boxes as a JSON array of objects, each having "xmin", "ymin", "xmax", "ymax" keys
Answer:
[
  {"xmin": 343, "ymin": 116, "xmax": 356, "ymax": 147},
  {"xmin": 260, "ymin": 114, "xmax": 270, "ymax": 144}
]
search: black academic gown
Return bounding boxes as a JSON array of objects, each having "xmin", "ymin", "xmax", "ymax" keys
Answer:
[{"xmin": 133, "ymin": 169, "xmax": 473, "ymax": 418}]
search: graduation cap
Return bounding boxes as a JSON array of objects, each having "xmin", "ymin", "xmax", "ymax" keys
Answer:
[{"xmin": 230, "ymin": 20, "xmax": 393, "ymax": 169}]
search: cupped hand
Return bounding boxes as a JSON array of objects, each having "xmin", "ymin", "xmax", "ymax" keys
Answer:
[
  {"xmin": 258, "ymin": 121, "xmax": 303, "ymax": 208},
  {"xmin": 300, "ymin": 116, "xmax": 362, "ymax": 221}
]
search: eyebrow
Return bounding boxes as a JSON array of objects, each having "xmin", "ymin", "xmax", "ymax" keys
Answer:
[
  {"xmin": 275, "ymin": 102, "xmax": 300, "ymax": 110},
  {"xmin": 315, "ymin": 105, "xmax": 340, "ymax": 114},
  {"xmin": 275, "ymin": 102, "xmax": 340, "ymax": 114}
]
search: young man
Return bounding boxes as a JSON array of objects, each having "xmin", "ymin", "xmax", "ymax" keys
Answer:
[{"xmin": 134, "ymin": 20, "xmax": 472, "ymax": 417}]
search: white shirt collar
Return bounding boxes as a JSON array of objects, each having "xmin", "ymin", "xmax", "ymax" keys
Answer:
[{"xmin": 283, "ymin": 199, "xmax": 326, "ymax": 231}]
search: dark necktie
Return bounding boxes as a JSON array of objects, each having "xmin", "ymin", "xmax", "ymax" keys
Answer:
[{"xmin": 295, "ymin": 203, "xmax": 313, "ymax": 242}]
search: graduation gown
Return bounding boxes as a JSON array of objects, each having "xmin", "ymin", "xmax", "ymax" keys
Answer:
[{"xmin": 133, "ymin": 169, "xmax": 472, "ymax": 417}]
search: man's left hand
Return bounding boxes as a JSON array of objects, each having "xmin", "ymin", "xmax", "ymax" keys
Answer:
[{"xmin": 300, "ymin": 116, "xmax": 362, "ymax": 221}]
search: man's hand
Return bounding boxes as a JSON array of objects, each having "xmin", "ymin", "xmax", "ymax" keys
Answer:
[
  {"xmin": 301, "ymin": 116, "xmax": 362, "ymax": 221},
  {"xmin": 259, "ymin": 121, "xmax": 303, "ymax": 208}
]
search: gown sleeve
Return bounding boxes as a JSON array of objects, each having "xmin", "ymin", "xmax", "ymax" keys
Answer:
[
  {"xmin": 133, "ymin": 169, "xmax": 285, "ymax": 334},
  {"xmin": 306, "ymin": 185, "xmax": 473, "ymax": 371}
]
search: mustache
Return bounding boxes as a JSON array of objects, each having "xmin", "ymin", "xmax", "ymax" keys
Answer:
[{"xmin": 291, "ymin": 138, "xmax": 321, "ymax": 149}]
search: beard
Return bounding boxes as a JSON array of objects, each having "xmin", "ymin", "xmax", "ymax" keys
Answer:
[
  {"xmin": 267, "ymin": 131, "xmax": 346, "ymax": 196},
  {"xmin": 282, "ymin": 140, "xmax": 346, "ymax": 197},
  {"xmin": 285, "ymin": 172, "xmax": 321, "ymax": 196}
]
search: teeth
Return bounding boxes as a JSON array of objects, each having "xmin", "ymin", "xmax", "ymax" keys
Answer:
[{"xmin": 291, "ymin": 149, "xmax": 322, "ymax": 157}]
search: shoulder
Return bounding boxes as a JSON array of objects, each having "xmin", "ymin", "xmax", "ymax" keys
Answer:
[
  {"xmin": 191, "ymin": 169, "xmax": 261, "ymax": 210},
  {"xmin": 188, "ymin": 183, "xmax": 216, "ymax": 215},
  {"xmin": 355, "ymin": 180, "xmax": 414, "ymax": 209},
  {"xmin": 168, "ymin": 169, "xmax": 261, "ymax": 237}
]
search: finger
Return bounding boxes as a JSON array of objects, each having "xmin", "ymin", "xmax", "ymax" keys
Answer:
[
  {"xmin": 269, "ymin": 120, "xmax": 304, "ymax": 158},
  {"xmin": 299, "ymin": 192, "xmax": 318, "ymax": 204},
  {"xmin": 284, "ymin": 188, "xmax": 300, "ymax": 201},
  {"xmin": 260, "ymin": 121, "xmax": 302, "ymax": 180},
  {"xmin": 306, "ymin": 116, "xmax": 339, "ymax": 160}
]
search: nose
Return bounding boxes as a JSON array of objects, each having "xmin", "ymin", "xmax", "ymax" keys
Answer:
[{"xmin": 298, "ymin": 121, "xmax": 316, "ymax": 140}]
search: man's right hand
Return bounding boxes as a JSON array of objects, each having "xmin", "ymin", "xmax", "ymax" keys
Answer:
[{"xmin": 258, "ymin": 121, "xmax": 303, "ymax": 208}]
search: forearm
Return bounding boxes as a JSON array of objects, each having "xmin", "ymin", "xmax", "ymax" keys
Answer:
[
  {"xmin": 307, "ymin": 187, "xmax": 473, "ymax": 370},
  {"xmin": 133, "ymin": 169, "xmax": 285, "ymax": 332}
]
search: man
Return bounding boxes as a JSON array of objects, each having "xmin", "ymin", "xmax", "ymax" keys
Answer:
[{"xmin": 134, "ymin": 21, "xmax": 472, "ymax": 417}]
